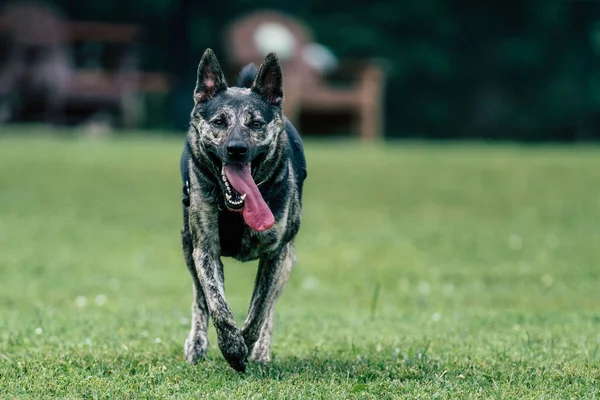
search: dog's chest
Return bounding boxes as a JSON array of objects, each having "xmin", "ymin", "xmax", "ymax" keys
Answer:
[{"xmin": 218, "ymin": 210, "xmax": 279, "ymax": 261}]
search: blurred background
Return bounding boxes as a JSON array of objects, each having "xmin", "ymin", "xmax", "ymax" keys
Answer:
[
  {"xmin": 2, "ymin": 2, "xmax": 600, "ymax": 395},
  {"xmin": 2, "ymin": 0, "xmax": 600, "ymax": 142}
]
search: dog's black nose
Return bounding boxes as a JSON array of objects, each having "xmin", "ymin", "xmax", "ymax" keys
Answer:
[{"xmin": 227, "ymin": 141, "xmax": 248, "ymax": 157}]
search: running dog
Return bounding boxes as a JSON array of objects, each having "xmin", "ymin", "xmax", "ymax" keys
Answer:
[{"xmin": 179, "ymin": 49, "xmax": 307, "ymax": 372}]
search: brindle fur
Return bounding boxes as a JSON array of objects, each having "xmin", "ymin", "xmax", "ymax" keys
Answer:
[{"xmin": 180, "ymin": 49, "xmax": 306, "ymax": 372}]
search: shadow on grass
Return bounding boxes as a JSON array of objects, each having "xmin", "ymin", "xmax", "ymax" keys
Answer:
[{"xmin": 239, "ymin": 352, "xmax": 446, "ymax": 384}]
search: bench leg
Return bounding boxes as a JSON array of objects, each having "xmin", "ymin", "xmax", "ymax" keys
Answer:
[{"xmin": 358, "ymin": 65, "xmax": 385, "ymax": 141}]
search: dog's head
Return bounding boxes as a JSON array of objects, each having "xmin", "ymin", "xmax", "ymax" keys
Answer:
[{"xmin": 189, "ymin": 49, "xmax": 286, "ymax": 232}]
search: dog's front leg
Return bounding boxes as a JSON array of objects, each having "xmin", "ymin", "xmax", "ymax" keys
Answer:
[
  {"xmin": 182, "ymin": 208, "xmax": 210, "ymax": 364},
  {"xmin": 242, "ymin": 242, "xmax": 296, "ymax": 363},
  {"xmin": 192, "ymin": 242, "xmax": 248, "ymax": 372}
]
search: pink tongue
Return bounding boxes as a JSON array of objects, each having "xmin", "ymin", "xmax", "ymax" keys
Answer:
[{"xmin": 224, "ymin": 164, "xmax": 274, "ymax": 232}]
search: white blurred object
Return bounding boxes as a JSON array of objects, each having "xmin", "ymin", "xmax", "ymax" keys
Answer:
[
  {"xmin": 253, "ymin": 22, "xmax": 296, "ymax": 61},
  {"xmin": 302, "ymin": 43, "xmax": 339, "ymax": 74}
]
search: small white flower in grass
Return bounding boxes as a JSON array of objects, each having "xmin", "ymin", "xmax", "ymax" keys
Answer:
[
  {"xmin": 34, "ymin": 328, "xmax": 43, "ymax": 335},
  {"xmin": 301, "ymin": 276, "xmax": 319, "ymax": 291},
  {"xmin": 432, "ymin": 312, "xmax": 441, "ymax": 322},
  {"xmin": 376, "ymin": 343, "xmax": 383, "ymax": 352},
  {"xmin": 75, "ymin": 296, "xmax": 88, "ymax": 308},
  {"xmin": 508, "ymin": 234, "xmax": 523, "ymax": 250},
  {"xmin": 356, "ymin": 354, "xmax": 362, "ymax": 361},
  {"xmin": 393, "ymin": 348, "xmax": 400, "ymax": 359},
  {"xmin": 94, "ymin": 295, "xmax": 107, "ymax": 306},
  {"xmin": 541, "ymin": 274, "xmax": 554, "ymax": 287},
  {"xmin": 442, "ymin": 283, "xmax": 454, "ymax": 296},
  {"xmin": 85, "ymin": 338, "xmax": 92, "ymax": 346},
  {"xmin": 418, "ymin": 281, "xmax": 430, "ymax": 295},
  {"xmin": 155, "ymin": 338, "xmax": 161, "ymax": 344}
]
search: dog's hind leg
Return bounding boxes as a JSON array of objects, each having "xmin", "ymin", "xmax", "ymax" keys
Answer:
[
  {"xmin": 242, "ymin": 241, "xmax": 296, "ymax": 363},
  {"xmin": 182, "ymin": 207, "xmax": 210, "ymax": 363}
]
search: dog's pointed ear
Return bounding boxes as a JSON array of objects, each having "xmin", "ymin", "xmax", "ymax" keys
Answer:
[
  {"xmin": 251, "ymin": 53, "xmax": 283, "ymax": 106},
  {"xmin": 194, "ymin": 48, "xmax": 228, "ymax": 103}
]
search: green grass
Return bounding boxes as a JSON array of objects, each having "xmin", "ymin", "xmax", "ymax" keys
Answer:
[{"xmin": 1, "ymin": 132, "xmax": 600, "ymax": 399}]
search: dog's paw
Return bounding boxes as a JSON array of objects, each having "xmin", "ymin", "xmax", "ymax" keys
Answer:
[
  {"xmin": 241, "ymin": 327, "xmax": 271, "ymax": 365},
  {"xmin": 217, "ymin": 327, "xmax": 248, "ymax": 372},
  {"xmin": 184, "ymin": 333, "xmax": 208, "ymax": 364},
  {"xmin": 249, "ymin": 346, "xmax": 271, "ymax": 364}
]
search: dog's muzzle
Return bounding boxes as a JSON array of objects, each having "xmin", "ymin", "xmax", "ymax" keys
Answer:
[{"xmin": 221, "ymin": 162, "xmax": 274, "ymax": 232}]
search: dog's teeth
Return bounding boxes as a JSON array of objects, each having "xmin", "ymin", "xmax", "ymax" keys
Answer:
[
  {"xmin": 226, "ymin": 194, "xmax": 232, "ymax": 201},
  {"xmin": 240, "ymin": 193, "xmax": 247, "ymax": 201}
]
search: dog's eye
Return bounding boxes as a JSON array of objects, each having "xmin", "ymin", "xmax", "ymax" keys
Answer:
[
  {"xmin": 250, "ymin": 121, "xmax": 264, "ymax": 129},
  {"xmin": 212, "ymin": 119, "xmax": 226, "ymax": 128}
]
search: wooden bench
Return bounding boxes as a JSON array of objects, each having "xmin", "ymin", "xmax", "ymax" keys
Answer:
[
  {"xmin": 0, "ymin": 2, "xmax": 170, "ymax": 128},
  {"xmin": 224, "ymin": 10, "xmax": 387, "ymax": 141}
]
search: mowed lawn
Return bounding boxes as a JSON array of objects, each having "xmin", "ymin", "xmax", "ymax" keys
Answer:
[{"xmin": 1, "ymin": 132, "xmax": 600, "ymax": 399}]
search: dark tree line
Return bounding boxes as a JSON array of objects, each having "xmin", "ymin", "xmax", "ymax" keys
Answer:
[{"xmin": 44, "ymin": 0, "xmax": 600, "ymax": 141}]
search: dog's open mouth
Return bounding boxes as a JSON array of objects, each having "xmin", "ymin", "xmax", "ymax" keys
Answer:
[
  {"xmin": 221, "ymin": 163, "xmax": 274, "ymax": 232},
  {"xmin": 221, "ymin": 164, "xmax": 246, "ymax": 211}
]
